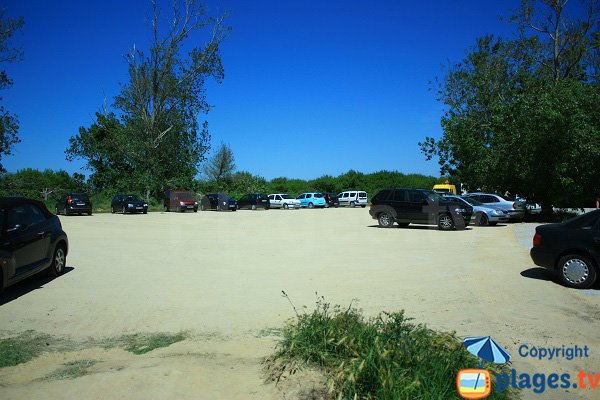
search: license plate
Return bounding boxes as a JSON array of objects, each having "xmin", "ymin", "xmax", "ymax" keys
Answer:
[
  {"xmin": 187, "ymin": 205, "xmax": 194, "ymax": 208},
  {"xmin": 136, "ymin": 207, "xmax": 143, "ymax": 209},
  {"xmin": 77, "ymin": 203, "xmax": 85, "ymax": 206},
  {"xmin": 261, "ymin": 200, "xmax": 267, "ymax": 202}
]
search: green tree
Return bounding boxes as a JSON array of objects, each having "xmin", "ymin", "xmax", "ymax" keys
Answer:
[
  {"xmin": 203, "ymin": 142, "xmax": 235, "ymax": 184},
  {"xmin": 67, "ymin": 0, "xmax": 228, "ymax": 198},
  {"xmin": 420, "ymin": 1, "xmax": 599, "ymax": 208},
  {"xmin": 0, "ymin": 10, "xmax": 24, "ymax": 172}
]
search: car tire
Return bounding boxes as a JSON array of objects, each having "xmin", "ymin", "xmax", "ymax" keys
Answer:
[
  {"xmin": 55, "ymin": 207, "xmax": 60, "ymax": 215},
  {"xmin": 164, "ymin": 205, "xmax": 169, "ymax": 212},
  {"xmin": 251, "ymin": 204, "xmax": 257, "ymax": 210},
  {"xmin": 557, "ymin": 254, "xmax": 597, "ymax": 289},
  {"xmin": 200, "ymin": 204, "xmax": 205, "ymax": 211},
  {"xmin": 308, "ymin": 202, "xmax": 314, "ymax": 209},
  {"xmin": 438, "ymin": 213, "xmax": 455, "ymax": 231},
  {"xmin": 143, "ymin": 210, "xmax": 147, "ymax": 214},
  {"xmin": 350, "ymin": 201, "xmax": 356, "ymax": 208},
  {"xmin": 217, "ymin": 205, "xmax": 221, "ymax": 211},
  {"xmin": 361, "ymin": 205, "xmax": 366, "ymax": 208},
  {"xmin": 111, "ymin": 206, "xmax": 115, "ymax": 214},
  {"xmin": 88, "ymin": 212, "xmax": 92, "ymax": 216},
  {"xmin": 476, "ymin": 212, "xmax": 489, "ymax": 226},
  {"xmin": 47, "ymin": 244, "xmax": 66, "ymax": 277},
  {"xmin": 378, "ymin": 212, "xmax": 394, "ymax": 228},
  {"xmin": 283, "ymin": 203, "xmax": 288, "ymax": 209},
  {"xmin": 193, "ymin": 208, "xmax": 198, "ymax": 212}
]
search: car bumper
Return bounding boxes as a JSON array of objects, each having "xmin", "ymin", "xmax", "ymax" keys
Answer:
[
  {"xmin": 507, "ymin": 210, "xmax": 525, "ymax": 219},
  {"xmin": 530, "ymin": 247, "xmax": 556, "ymax": 269},
  {"xmin": 66, "ymin": 206, "xmax": 92, "ymax": 213},
  {"xmin": 125, "ymin": 207, "xmax": 148, "ymax": 213}
]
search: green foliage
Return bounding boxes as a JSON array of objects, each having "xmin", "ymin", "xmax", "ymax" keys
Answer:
[
  {"xmin": 0, "ymin": 168, "xmax": 86, "ymax": 202},
  {"xmin": 117, "ymin": 332, "xmax": 187, "ymax": 355},
  {"xmin": 267, "ymin": 296, "xmax": 517, "ymax": 400},
  {"xmin": 66, "ymin": 1, "xmax": 228, "ymax": 199},
  {"xmin": 0, "ymin": 10, "xmax": 24, "ymax": 172},
  {"xmin": 421, "ymin": 1, "xmax": 600, "ymax": 209},
  {"xmin": 45, "ymin": 359, "xmax": 97, "ymax": 380}
]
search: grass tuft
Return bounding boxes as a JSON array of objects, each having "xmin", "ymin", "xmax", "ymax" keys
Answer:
[
  {"xmin": 0, "ymin": 331, "xmax": 53, "ymax": 368},
  {"xmin": 266, "ymin": 294, "xmax": 519, "ymax": 399},
  {"xmin": 117, "ymin": 332, "xmax": 187, "ymax": 355},
  {"xmin": 45, "ymin": 359, "xmax": 97, "ymax": 380}
]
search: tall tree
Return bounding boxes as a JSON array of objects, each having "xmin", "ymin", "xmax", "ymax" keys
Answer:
[
  {"xmin": 0, "ymin": 9, "xmax": 24, "ymax": 172},
  {"xmin": 67, "ymin": 0, "xmax": 228, "ymax": 197},
  {"xmin": 420, "ymin": 1, "xmax": 599, "ymax": 209},
  {"xmin": 203, "ymin": 142, "xmax": 235, "ymax": 183}
]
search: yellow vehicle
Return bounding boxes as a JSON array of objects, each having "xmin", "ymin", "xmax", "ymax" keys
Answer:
[{"xmin": 433, "ymin": 180, "xmax": 457, "ymax": 195}]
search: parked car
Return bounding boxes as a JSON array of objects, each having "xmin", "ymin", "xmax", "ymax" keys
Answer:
[
  {"xmin": 338, "ymin": 190, "xmax": 368, "ymax": 208},
  {"xmin": 268, "ymin": 194, "xmax": 301, "ymax": 209},
  {"xmin": 445, "ymin": 195, "xmax": 510, "ymax": 226},
  {"xmin": 322, "ymin": 193, "xmax": 340, "ymax": 208},
  {"xmin": 111, "ymin": 194, "xmax": 148, "ymax": 214},
  {"xmin": 200, "ymin": 193, "xmax": 238, "ymax": 211},
  {"xmin": 369, "ymin": 188, "xmax": 472, "ymax": 230},
  {"xmin": 515, "ymin": 195, "xmax": 542, "ymax": 215},
  {"xmin": 463, "ymin": 193, "xmax": 525, "ymax": 220},
  {"xmin": 1, "ymin": 197, "xmax": 68, "ymax": 291},
  {"xmin": 164, "ymin": 190, "xmax": 198, "ymax": 212},
  {"xmin": 237, "ymin": 193, "xmax": 270, "ymax": 210},
  {"xmin": 530, "ymin": 210, "xmax": 600, "ymax": 289},
  {"xmin": 296, "ymin": 192, "xmax": 327, "ymax": 208},
  {"xmin": 55, "ymin": 193, "xmax": 92, "ymax": 216}
]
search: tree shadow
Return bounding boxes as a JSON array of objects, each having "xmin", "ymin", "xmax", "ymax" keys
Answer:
[{"xmin": 0, "ymin": 266, "xmax": 74, "ymax": 306}]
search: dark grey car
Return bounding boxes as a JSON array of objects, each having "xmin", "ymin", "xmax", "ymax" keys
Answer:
[{"xmin": 1, "ymin": 197, "xmax": 68, "ymax": 291}]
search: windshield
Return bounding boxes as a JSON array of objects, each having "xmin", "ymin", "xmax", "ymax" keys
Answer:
[
  {"xmin": 176, "ymin": 193, "xmax": 194, "ymax": 200},
  {"xmin": 125, "ymin": 195, "xmax": 141, "ymax": 202},
  {"xmin": 423, "ymin": 190, "xmax": 444, "ymax": 202}
]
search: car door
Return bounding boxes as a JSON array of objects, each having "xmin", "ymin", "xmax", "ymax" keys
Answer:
[
  {"xmin": 297, "ymin": 194, "xmax": 306, "ymax": 207},
  {"xmin": 388, "ymin": 189, "xmax": 409, "ymax": 219},
  {"xmin": 407, "ymin": 190, "xmax": 429, "ymax": 222},
  {"xmin": 3, "ymin": 204, "xmax": 49, "ymax": 277}
]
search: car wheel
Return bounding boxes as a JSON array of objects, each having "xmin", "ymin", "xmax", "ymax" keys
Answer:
[
  {"xmin": 378, "ymin": 212, "xmax": 394, "ymax": 228},
  {"xmin": 251, "ymin": 204, "xmax": 257, "ymax": 210},
  {"xmin": 143, "ymin": 210, "xmax": 147, "ymax": 214},
  {"xmin": 350, "ymin": 201, "xmax": 356, "ymax": 208},
  {"xmin": 122, "ymin": 206, "xmax": 126, "ymax": 215},
  {"xmin": 193, "ymin": 207, "xmax": 198, "ymax": 212},
  {"xmin": 48, "ymin": 244, "xmax": 66, "ymax": 277},
  {"xmin": 55, "ymin": 207, "xmax": 60, "ymax": 215},
  {"xmin": 361, "ymin": 205, "xmax": 366, "ymax": 208},
  {"xmin": 217, "ymin": 205, "xmax": 221, "ymax": 211},
  {"xmin": 438, "ymin": 213, "xmax": 455, "ymax": 231},
  {"xmin": 111, "ymin": 206, "xmax": 115, "ymax": 214},
  {"xmin": 557, "ymin": 254, "xmax": 597, "ymax": 289},
  {"xmin": 88, "ymin": 211, "xmax": 92, "ymax": 216},
  {"xmin": 308, "ymin": 202, "xmax": 314, "ymax": 209},
  {"xmin": 200, "ymin": 204, "xmax": 205, "ymax": 211},
  {"xmin": 283, "ymin": 203, "xmax": 288, "ymax": 209},
  {"xmin": 476, "ymin": 212, "xmax": 489, "ymax": 226}
]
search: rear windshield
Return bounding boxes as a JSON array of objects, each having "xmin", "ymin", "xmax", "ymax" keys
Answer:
[
  {"xmin": 359, "ymin": 192, "xmax": 367, "ymax": 198},
  {"xmin": 71, "ymin": 195, "xmax": 89, "ymax": 202},
  {"xmin": 125, "ymin": 195, "xmax": 141, "ymax": 201},
  {"xmin": 314, "ymin": 193, "xmax": 324, "ymax": 198}
]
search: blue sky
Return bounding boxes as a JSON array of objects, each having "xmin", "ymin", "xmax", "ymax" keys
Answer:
[{"xmin": 2, "ymin": 0, "xmax": 518, "ymax": 180}]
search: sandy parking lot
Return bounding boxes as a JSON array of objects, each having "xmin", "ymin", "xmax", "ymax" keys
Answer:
[{"xmin": 1, "ymin": 208, "xmax": 599, "ymax": 399}]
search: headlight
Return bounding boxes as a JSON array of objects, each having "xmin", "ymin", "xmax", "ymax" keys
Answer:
[
  {"xmin": 194, "ymin": 201, "xmax": 198, "ymax": 205},
  {"xmin": 179, "ymin": 201, "xmax": 185, "ymax": 206},
  {"xmin": 127, "ymin": 203, "xmax": 133, "ymax": 207},
  {"xmin": 143, "ymin": 203, "xmax": 148, "ymax": 207},
  {"xmin": 492, "ymin": 210, "xmax": 504, "ymax": 215},
  {"xmin": 454, "ymin": 208, "xmax": 466, "ymax": 213}
]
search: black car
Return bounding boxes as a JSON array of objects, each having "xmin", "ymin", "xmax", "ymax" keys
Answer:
[
  {"xmin": 1, "ymin": 197, "xmax": 68, "ymax": 291},
  {"xmin": 530, "ymin": 210, "xmax": 600, "ymax": 289},
  {"xmin": 237, "ymin": 193, "xmax": 270, "ymax": 210},
  {"xmin": 200, "ymin": 193, "xmax": 238, "ymax": 211},
  {"xmin": 323, "ymin": 193, "xmax": 340, "ymax": 208},
  {"xmin": 55, "ymin": 193, "xmax": 92, "ymax": 216},
  {"xmin": 111, "ymin": 194, "xmax": 148, "ymax": 214},
  {"xmin": 369, "ymin": 188, "xmax": 472, "ymax": 230}
]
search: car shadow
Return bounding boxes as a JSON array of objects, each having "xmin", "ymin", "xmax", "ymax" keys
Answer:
[
  {"xmin": 367, "ymin": 225, "xmax": 474, "ymax": 231},
  {"xmin": 520, "ymin": 267, "xmax": 600, "ymax": 290},
  {"xmin": 0, "ymin": 266, "xmax": 74, "ymax": 306}
]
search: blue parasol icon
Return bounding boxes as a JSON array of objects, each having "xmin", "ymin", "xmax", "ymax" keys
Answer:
[{"xmin": 464, "ymin": 336, "xmax": 511, "ymax": 364}]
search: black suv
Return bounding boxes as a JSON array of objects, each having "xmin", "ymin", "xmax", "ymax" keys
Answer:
[
  {"xmin": 1, "ymin": 197, "xmax": 69, "ymax": 291},
  {"xmin": 55, "ymin": 193, "xmax": 92, "ymax": 216},
  {"xmin": 323, "ymin": 193, "xmax": 340, "ymax": 208},
  {"xmin": 369, "ymin": 188, "xmax": 472, "ymax": 230}
]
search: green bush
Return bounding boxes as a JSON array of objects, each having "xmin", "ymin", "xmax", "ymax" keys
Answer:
[{"xmin": 267, "ymin": 296, "xmax": 518, "ymax": 400}]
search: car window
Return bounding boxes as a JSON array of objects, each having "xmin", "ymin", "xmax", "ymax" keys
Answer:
[
  {"xmin": 276, "ymin": 195, "xmax": 282, "ymax": 200},
  {"xmin": 393, "ymin": 190, "xmax": 406, "ymax": 202},
  {"xmin": 409, "ymin": 191, "xmax": 426, "ymax": 203},
  {"xmin": 28, "ymin": 205, "xmax": 47, "ymax": 225},
  {"xmin": 373, "ymin": 190, "xmax": 391, "ymax": 201},
  {"xmin": 350, "ymin": 192, "xmax": 356, "ymax": 197},
  {"xmin": 343, "ymin": 193, "xmax": 349, "ymax": 198},
  {"xmin": 6, "ymin": 206, "xmax": 27, "ymax": 231},
  {"xmin": 297, "ymin": 194, "xmax": 305, "ymax": 199},
  {"xmin": 281, "ymin": 194, "xmax": 291, "ymax": 199},
  {"xmin": 359, "ymin": 192, "xmax": 367, "ymax": 198},
  {"xmin": 482, "ymin": 195, "xmax": 497, "ymax": 203},
  {"xmin": 268, "ymin": 195, "xmax": 274, "ymax": 200},
  {"xmin": 314, "ymin": 193, "xmax": 323, "ymax": 198}
]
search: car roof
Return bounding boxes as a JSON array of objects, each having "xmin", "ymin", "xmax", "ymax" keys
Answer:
[{"xmin": 0, "ymin": 196, "xmax": 52, "ymax": 214}]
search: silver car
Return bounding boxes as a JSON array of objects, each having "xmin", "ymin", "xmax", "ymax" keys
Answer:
[
  {"xmin": 445, "ymin": 195, "xmax": 510, "ymax": 226},
  {"xmin": 463, "ymin": 193, "xmax": 525, "ymax": 220}
]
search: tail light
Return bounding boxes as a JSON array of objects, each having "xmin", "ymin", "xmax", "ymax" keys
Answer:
[
  {"xmin": 370, "ymin": 203, "xmax": 374, "ymax": 209},
  {"xmin": 512, "ymin": 202, "xmax": 516, "ymax": 209},
  {"xmin": 533, "ymin": 233, "xmax": 542, "ymax": 247},
  {"xmin": 67, "ymin": 195, "xmax": 72, "ymax": 204}
]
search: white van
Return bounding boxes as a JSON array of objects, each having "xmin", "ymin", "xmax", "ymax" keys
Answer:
[{"xmin": 337, "ymin": 190, "xmax": 368, "ymax": 208}]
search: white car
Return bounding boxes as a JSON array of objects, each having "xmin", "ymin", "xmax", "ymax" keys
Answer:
[
  {"xmin": 268, "ymin": 194, "xmax": 301, "ymax": 209},
  {"xmin": 338, "ymin": 190, "xmax": 368, "ymax": 208}
]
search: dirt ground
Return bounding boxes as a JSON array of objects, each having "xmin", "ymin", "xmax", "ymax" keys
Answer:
[{"xmin": 1, "ymin": 208, "xmax": 599, "ymax": 399}]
